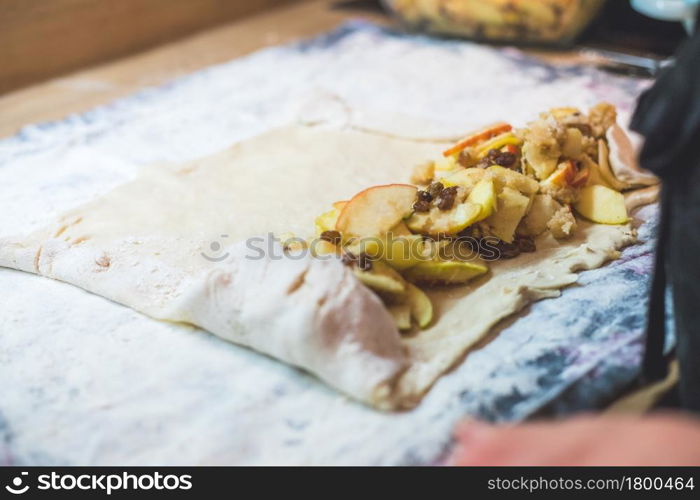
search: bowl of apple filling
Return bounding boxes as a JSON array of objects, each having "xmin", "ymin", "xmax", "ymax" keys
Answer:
[{"xmin": 383, "ymin": 0, "xmax": 607, "ymax": 45}]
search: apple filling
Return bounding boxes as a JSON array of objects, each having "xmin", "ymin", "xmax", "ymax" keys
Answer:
[{"xmin": 290, "ymin": 103, "xmax": 651, "ymax": 332}]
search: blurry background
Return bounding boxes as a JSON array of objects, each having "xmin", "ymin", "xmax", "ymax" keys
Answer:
[
  {"xmin": 0, "ymin": 0, "xmax": 299, "ymax": 94},
  {"xmin": 0, "ymin": 0, "xmax": 694, "ymax": 463},
  {"xmin": 0, "ymin": 0, "xmax": 692, "ymax": 95},
  {"xmin": 0, "ymin": 0, "xmax": 696, "ymax": 143}
]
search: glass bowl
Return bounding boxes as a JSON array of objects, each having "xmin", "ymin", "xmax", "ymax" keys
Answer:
[{"xmin": 382, "ymin": 0, "xmax": 607, "ymax": 45}]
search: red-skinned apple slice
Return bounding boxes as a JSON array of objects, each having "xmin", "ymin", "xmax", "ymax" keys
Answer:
[
  {"xmin": 332, "ymin": 200, "xmax": 348, "ymax": 211},
  {"xmin": 442, "ymin": 122, "xmax": 512, "ymax": 157},
  {"xmin": 542, "ymin": 160, "xmax": 577, "ymax": 187},
  {"xmin": 336, "ymin": 184, "xmax": 417, "ymax": 238},
  {"xmin": 570, "ymin": 165, "xmax": 590, "ymax": 188},
  {"xmin": 502, "ymin": 144, "xmax": 519, "ymax": 155}
]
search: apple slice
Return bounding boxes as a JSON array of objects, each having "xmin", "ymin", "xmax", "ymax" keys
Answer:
[
  {"xmin": 549, "ymin": 106, "xmax": 582, "ymax": 118},
  {"xmin": 336, "ymin": 184, "xmax": 417, "ymax": 239},
  {"xmin": 574, "ymin": 185, "xmax": 628, "ymax": 224},
  {"xmin": 406, "ymin": 283, "xmax": 433, "ymax": 328},
  {"xmin": 502, "ymin": 144, "xmax": 519, "ymax": 155},
  {"xmin": 475, "ymin": 132, "xmax": 522, "ymax": 158},
  {"xmin": 487, "ymin": 165, "xmax": 539, "ymax": 196},
  {"xmin": 411, "ymin": 161, "xmax": 436, "ymax": 185},
  {"xmin": 522, "ymin": 140, "xmax": 559, "ymax": 180},
  {"xmin": 561, "ymin": 127, "xmax": 584, "ymax": 158},
  {"xmin": 406, "ymin": 202, "xmax": 482, "ymax": 236},
  {"xmin": 311, "ymin": 239, "xmax": 341, "ymax": 257},
  {"xmin": 484, "ymin": 186, "xmax": 531, "ymax": 243},
  {"xmin": 581, "ymin": 155, "xmax": 613, "ymax": 189},
  {"xmin": 332, "ymin": 200, "xmax": 348, "ymax": 211},
  {"xmin": 384, "ymin": 234, "xmax": 425, "ymax": 270},
  {"xmin": 389, "ymin": 221, "xmax": 412, "ymax": 237},
  {"xmin": 388, "ymin": 304, "xmax": 412, "ymax": 331},
  {"xmin": 541, "ymin": 160, "xmax": 577, "ymax": 188},
  {"xmin": 343, "ymin": 237, "xmax": 383, "ymax": 258},
  {"xmin": 467, "ymin": 178, "xmax": 497, "ymax": 221},
  {"xmin": 353, "ymin": 259, "xmax": 407, "ymax": 297},
  {"xmin": 314, "ymin": 207, "xmax": 341, "ymax": 235},
  {"xmin": 404, "ymin": 260, "xmax": 488, "ymax": 286},
  {"xmin": 441, "ymin": 167, "xmax": 486, "ymax": 189},
  {"xmin": 434, "ymin": 155, "xmax": 459, "ymax": 172},
  {"xmin": 570, "ymin": 164, "xmax": 590, "ymax": 188},
  {"xmin": 442, "ymin": 122, "xmax": 512, "ymax": 157}
]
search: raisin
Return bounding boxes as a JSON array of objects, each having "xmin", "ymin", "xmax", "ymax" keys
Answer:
[
  {"xmin": 476, "ymin": 157, "xmax": 491, "ymax": 169},
  {"xmin": 452, "ymin": 237, "xmax": 479, "ymax": 256},
  {"xmin": 494, "ymin": 151, "xmax": 516, "ymax": 167},
  {"xmin": 417, "ymin": 190, "xmax": 433, "ymax": 202},
  {"xmin": 436, "ymin": 197, "xmax": 452, "ymax": 211},
  {"xmin": 457, "ymin": 149, "xmax": 473, "ymax": 167},
  {"xmin": 320, "ymin": 230, "xmax": 341, "ymax": 245},
  {"xmin": 342, "ymin": 251, "xmax": 372, "ymax": 271},
  {"xmin": 357, "ymin": 253, "xmax": 373, "ymax": 271},
  {"xmin": 427, "ymin": 182, "xmax": 444, "ymax": 198},
  {"xmin": 413, "ymin": 200, "xmax": 431, "ymax": 212},
  {"xmin": 341, "ymin": 252, "xmax": 356, "ymax": 266},
  {"xmin": 436, "ymin": 186, "xmax": 458, "ymax": 211},
  {"xmin": 487, "ymin": 149, "xmax": 501, "ymax": 159},
  {"xmin": 516, "ymin": 235, "xmax": 536, "ymax": 253},
  {"xmin": 495, "ymin": 240, "xmax": 521, "ymax": 259}
]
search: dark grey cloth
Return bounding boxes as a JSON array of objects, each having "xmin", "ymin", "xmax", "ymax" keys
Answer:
[{"xmin": 631, "ymin": 17, "xmax": 700, "ymax": 411}]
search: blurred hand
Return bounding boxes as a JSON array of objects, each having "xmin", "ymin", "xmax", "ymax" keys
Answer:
[{"xmin": 449, "ymin": 413, "xmax": 700, "ymax": 466}]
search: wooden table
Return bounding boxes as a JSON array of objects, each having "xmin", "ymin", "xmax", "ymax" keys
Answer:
[
  {"xmin": 0, "ymin": 0, "xmax": 676, "ymax": 412},
  {"xmin": 0, "ymin": 0, "xmax": 386, "ymax": 138}
]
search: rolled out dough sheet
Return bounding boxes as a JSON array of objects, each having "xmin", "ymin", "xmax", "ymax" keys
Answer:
[{"xmin": 0, "ymin": 125, "xmax": 635, "ymax": 409}]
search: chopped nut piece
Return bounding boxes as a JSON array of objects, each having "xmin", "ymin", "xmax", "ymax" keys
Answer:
[
  {"xmin": 547, "ymin": 206, "xmax": 577, "ymax": 239},
  {"xmin": 540, "ymin": 180, "xmax": 580, "ymax": 206}
]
